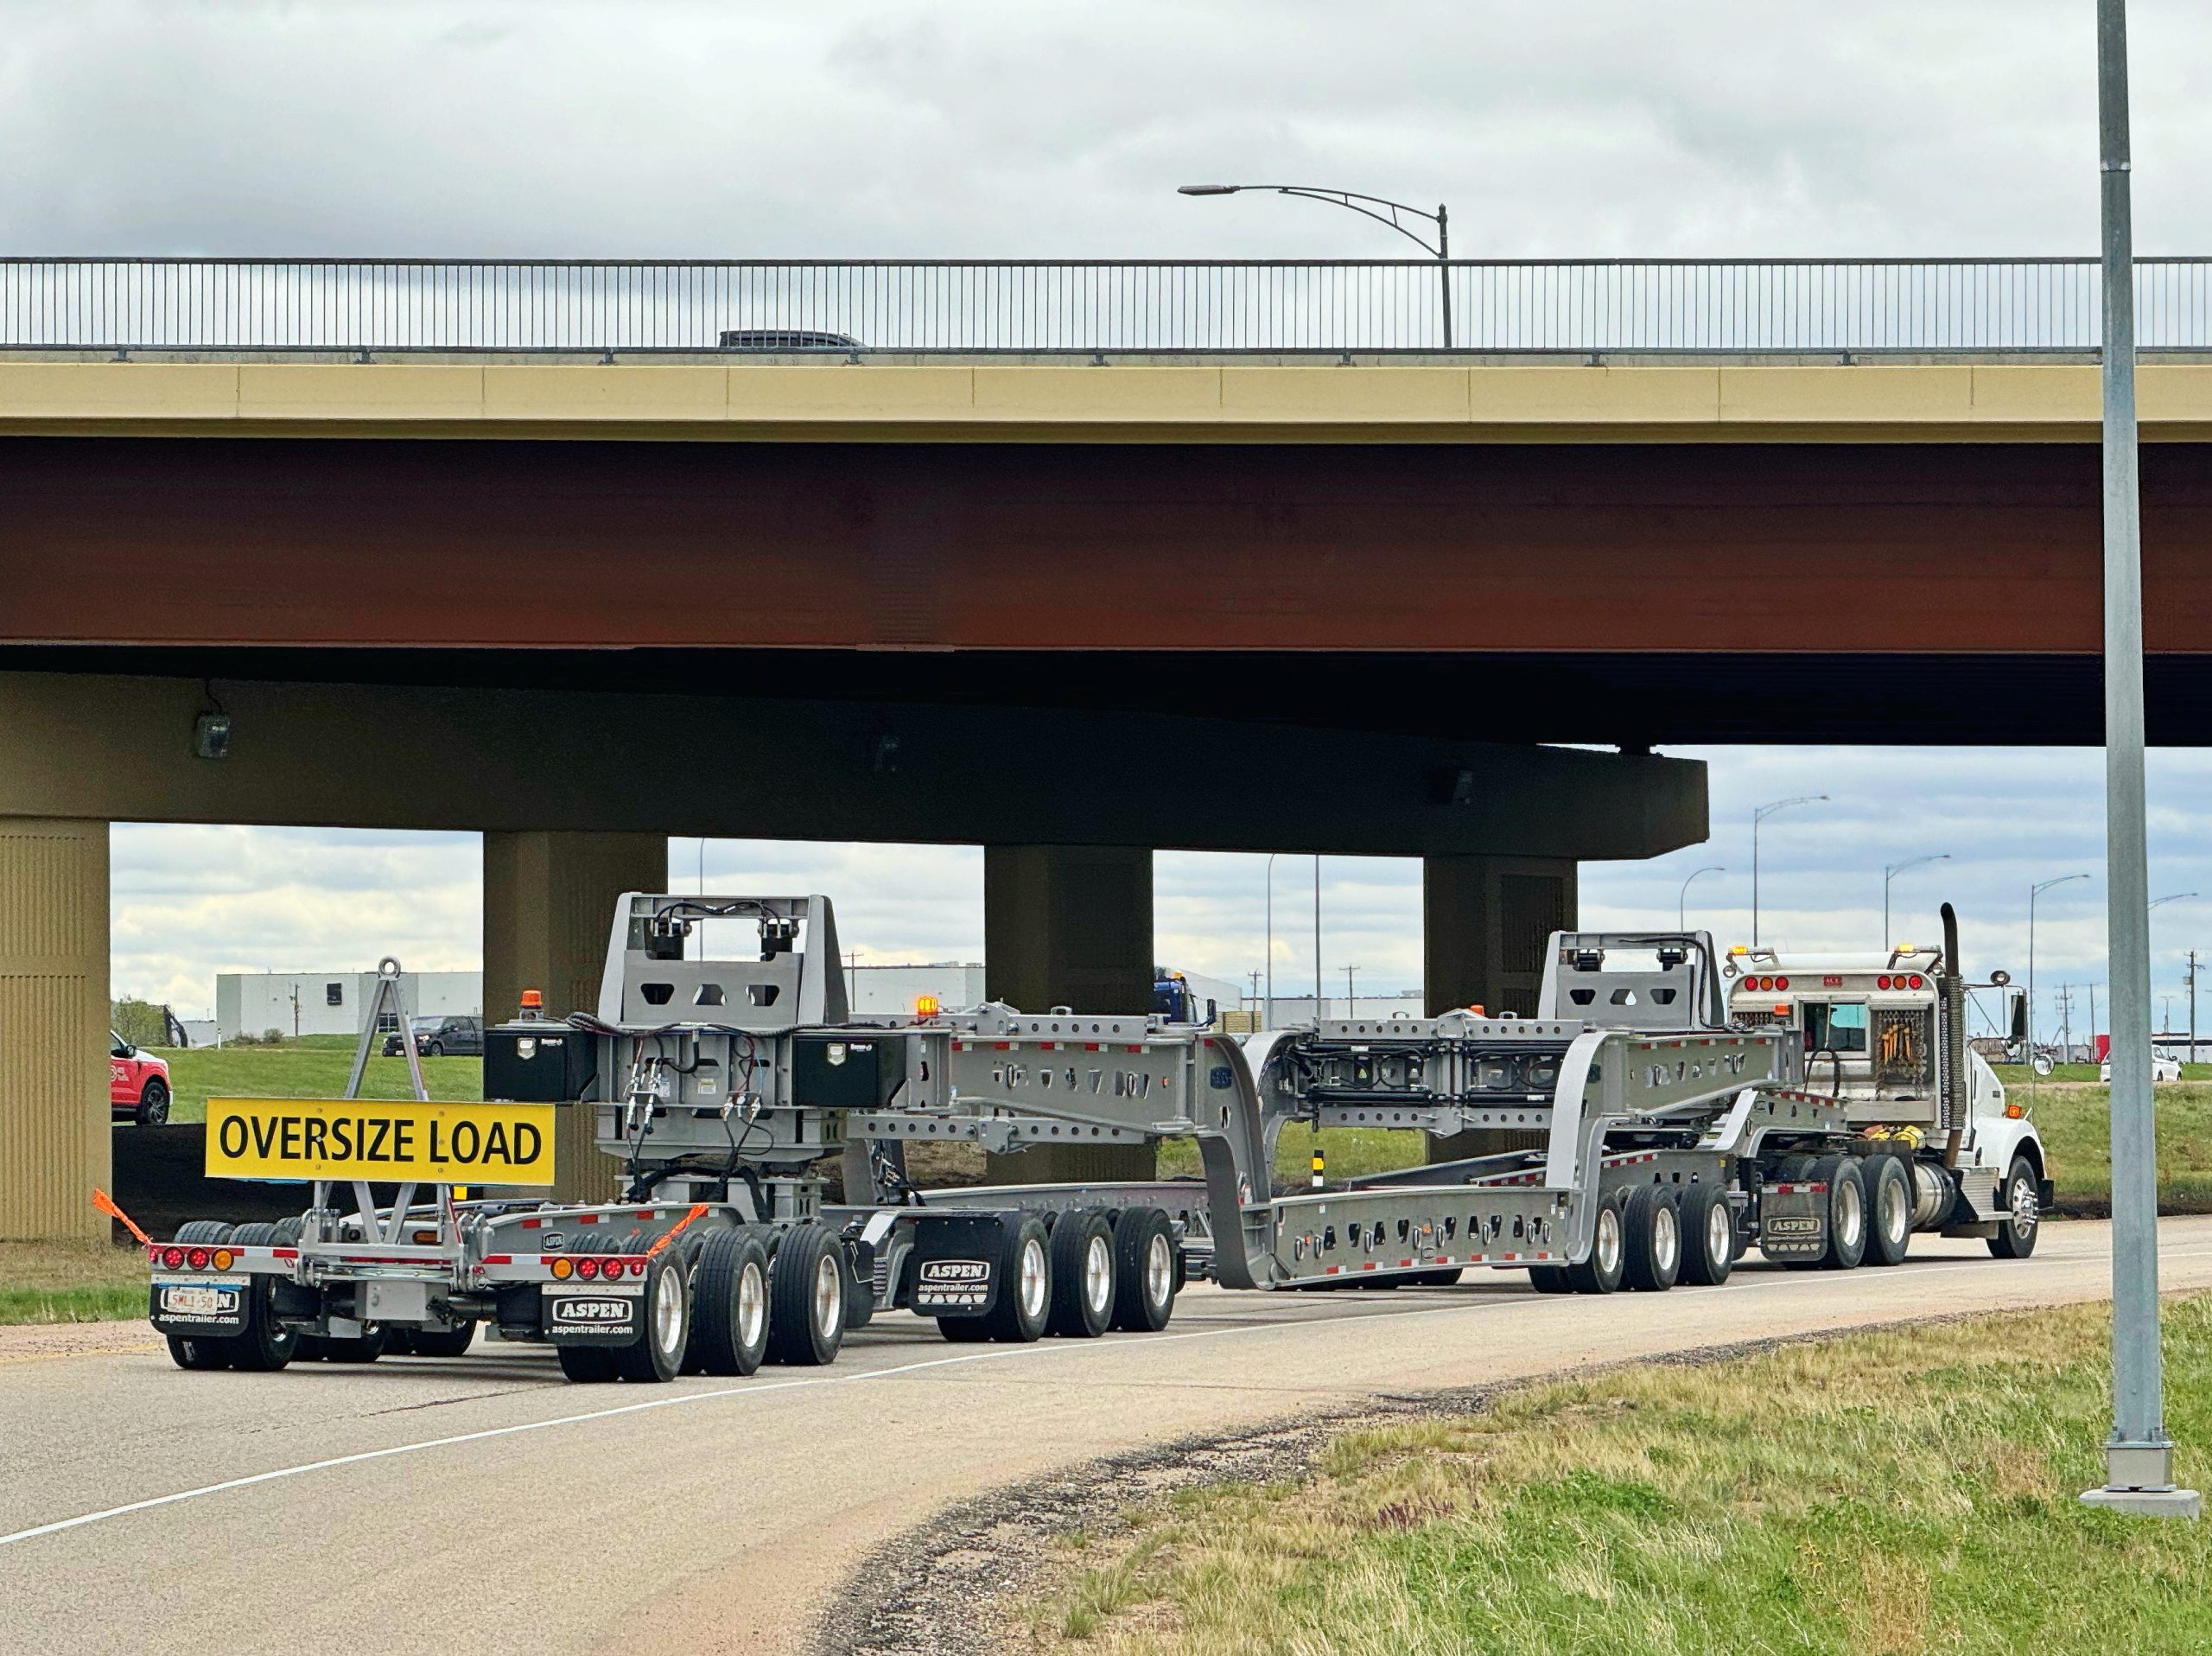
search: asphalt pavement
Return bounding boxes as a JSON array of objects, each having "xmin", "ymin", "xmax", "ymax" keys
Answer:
[{"xmin": 4, "ymin": 1216, "xmax": 2209, "ymax": 1656}]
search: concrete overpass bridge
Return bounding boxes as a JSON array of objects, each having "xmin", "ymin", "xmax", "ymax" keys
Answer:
[{"xmin": 7, "ymin": 255, "xmax": 2212, "ymax": 1236}]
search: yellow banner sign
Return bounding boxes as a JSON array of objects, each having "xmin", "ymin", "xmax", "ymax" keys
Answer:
[{"xmin": 205, "ymin": 1098, "xmax": 557, "ymax": 1186}]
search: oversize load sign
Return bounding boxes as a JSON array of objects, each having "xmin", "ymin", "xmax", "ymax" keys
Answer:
[{"xmin": 205, "ymin": 1098, "xmax": 557, "ymax": 1186}]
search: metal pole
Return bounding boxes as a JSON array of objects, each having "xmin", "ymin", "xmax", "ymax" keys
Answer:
[
  {"xmin": 2084, "ymin": 0, "xmax": 2198, "ymax": 1518},
  {"xmin": 1436, "ymin": 202, "xmax": 1452, "ymax": 350},
  {"xmin": 1344, "ymin": 963, "xmax": 1357, "ymax": 1016},
  {"xmin": 1752, "ymin": 816, "xmax": 1760, "ymax": 947},
  {"xmin": 1264, "ymin": 852, "xmax": 1277, "ymax": 1028},
  {"xmin": 2191, "ymin": 950, "xmax": 2198, "ymax": 1067},
  {"xmin": 1679, "ymin": 865, "xmax": 1724, "ymax": 932},
  {"xmin": 1313, "ymin": 854, "xmax": 1324, "ymax": 1022}
]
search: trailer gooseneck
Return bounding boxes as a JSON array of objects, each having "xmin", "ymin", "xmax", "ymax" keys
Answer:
[{"xmin": 149, "ymin": 893, "xmax": 2045, "ymax": 1381}]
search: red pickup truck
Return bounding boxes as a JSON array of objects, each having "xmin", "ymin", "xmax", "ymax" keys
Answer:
[{"xmin": 110, "ymin": 1033, "xmax": 171, "ymax": 1125}]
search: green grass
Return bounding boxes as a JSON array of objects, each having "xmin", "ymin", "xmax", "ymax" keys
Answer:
[
  {"xmin": 1157, "ymin": 1124, "xmax": 1430, "ymax": 1193},
  {"xmin": 2023, "ymin": 1080, "xmax": 2212, "ymax": 1214},
  {"xmin": 146, "ymin": 1045, "xmax": 483, "ymax": 1124},
  {"xmin": 1033, "ymin": 1296, "xmax": 2212, "ymax": 1655},
  {"xmin": 0, "ymin": 1239, "xmax": 150, "ymax": 1325}
]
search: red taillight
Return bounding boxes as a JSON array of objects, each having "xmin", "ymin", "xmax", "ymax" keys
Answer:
[
  {"xmin": 629, "ymin": 1258, "xmax": 647, "ymax": 1277},
  {"xmin": 576, "ymin": 1257, "xmax": 600, "ymax": 1279},
  {"xmin": 162, "ymin": 1246, "xmax": 185, "ymax": 1270},
  {"xmin": 1908, "ymin": 973, "xmax": 1925, "ymax": 989},
  {"xmin": 186, "ymin": 1246, "xmax": 210, "ymax": 1270},
  {"xmin": 1775, "ymin": 977, "xmax": 1789, "ymax": 990},
  {"xmin": 1877, "ymin": 975, "xmax": 1891, "ymax": 990}
]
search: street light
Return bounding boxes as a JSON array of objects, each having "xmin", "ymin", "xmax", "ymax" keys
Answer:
[
  {"xmin": 1883, "ymin": 854, "xmax": 1951, "ymax": 951},
  {"xmin": 1751, "ymin": 796, "xmax": 1828, "ymax": 946},
  {"xmin": 2085, "ymin": 0, "xmax": 2197, "ymax": 1519},
  {"xmin": 1678, "ymin": 865, "xmax": 1725, "ymax": 931},
  {"xmin": 2029, "ymin": 874, "xmax": 2091, "ymax": 1064},
  {"xmin": 1179, "ymin": 183, "xmax": 1454, "ymax": 348}
]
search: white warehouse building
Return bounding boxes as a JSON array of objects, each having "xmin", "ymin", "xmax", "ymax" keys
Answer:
[{"xmin": 215, "ymin": 970, "xmax": 482, "ymax": 1043}]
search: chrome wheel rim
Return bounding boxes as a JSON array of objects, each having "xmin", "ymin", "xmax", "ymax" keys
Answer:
[
  {"xmin": 1084, "ymin": 1234, "xmax": 1113, "ymax": 1315},
  {"xmin": 1019, "ymin": 1236, "xmax": 1048, "ymax": 1320},
  {"xmin": 1706, "ymin": 1200, "xmax": 1732, "ymax": 1265},
  {"xmin": 2010, "ymin": 1175, "xmax": 2037, "ymax": 1236},
  {"xmin": 1879, "ymin": 1175, "xmax": 1910, "ymax": 1245},
  {"xmin": 737, "ymin": 1259, "xmax": 766, "ymax": 1349},
  {"xmin": 1835, "ymin": 1178, "xmax": 1865, "ymax": 1251},
  {"xmin": 1145, "ymin": 1232, "xmax": 1173, "ymax": 1307},
  {"xmin": 1595, "ymin": 1207, "xmax": 1623, "ymax": 1277},
  {"xmin": 813, "ymin": 1251, "xmax": 843, "ymax": 1338},
  {"xmin": 1653, "ymin": 1204, "xmax": 1680, "ymax": 1275},
  {"xmin": 652, "ymin": 1265, "xmax": 683, "ymax": 1353}
]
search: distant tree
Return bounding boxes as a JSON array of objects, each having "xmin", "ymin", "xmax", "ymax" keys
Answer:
[{"xmin": 111, "ymin": 998, "xmax": 168, "ymax": 1049}]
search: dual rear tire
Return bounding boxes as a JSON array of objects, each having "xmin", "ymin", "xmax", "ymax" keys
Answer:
[
  {"xmin": 1540, "ymin": 1181, "xmax": 1734, "ymax": 1296},
  {"xmin": 939, "ymin": 1206, "xmax": 1178, "ymax": 1345}
]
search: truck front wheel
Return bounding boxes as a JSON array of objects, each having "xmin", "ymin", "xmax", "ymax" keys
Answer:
[{"xmin": 1988, "ymin": 1156, "xmax": 2042, "ymax": 1258}]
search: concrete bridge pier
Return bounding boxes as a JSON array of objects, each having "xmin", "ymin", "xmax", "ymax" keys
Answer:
[
  {"xmin": 1425, "ymin": 852, "xmax": 1577, "ymax": 1162},
  {"xmin": 482, "ymin": 830, "xmax": 666, "ymax": 1204},
  {"xmin": 982, "ymin": 844, "xmax": 1157, "ymax": 1184},
  {"xmin": 0, "ymin": 818, "xmax": 110, "ymax": 1241}
]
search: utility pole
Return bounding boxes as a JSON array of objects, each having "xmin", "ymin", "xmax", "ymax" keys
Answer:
[
  {"xmin": 2083, "ymin": 0, "xmax": 2198, "ymax": 1519},
  {"xmin": 1313, "ymin": 855, "xmax": 1324, "ymax": 1022},
  {"xmin": 1248, "ymin": 968, "xmax": 1262, "ymax": 1024},
  {"xmin": 2190, "ymin": 950, "xmax": 2199, "ymax": 1068},
  {"xmin": 2090, "ymin": 983, "xmax": 2100, "ymax": 1057},
  {"xmin": 2056, "ymin": 985, "xmax": 2074, "ymax": 1063},
  {"xmin": 1344, "ymin": 964, "xmax": 1359, "ymax": 1017}
]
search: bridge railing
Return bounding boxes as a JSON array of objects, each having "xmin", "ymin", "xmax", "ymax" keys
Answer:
[{"xmin": 4, "ymin": 257, "xmax": 2211, "ymax": 354}]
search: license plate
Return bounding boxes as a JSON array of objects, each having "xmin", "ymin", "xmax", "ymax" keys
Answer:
[{"xmin": 160, "ymin": 1283, "xmax": 242, "ymax": 1318}]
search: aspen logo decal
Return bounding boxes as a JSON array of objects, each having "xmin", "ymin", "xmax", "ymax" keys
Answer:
[{"xmin": 914, "ymin": 1258, "xmax": 990, "ymax": 1310}]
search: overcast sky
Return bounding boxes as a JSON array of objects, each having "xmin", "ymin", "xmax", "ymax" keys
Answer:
[{"xmin": 47, "ymin": 2, "xmax": 2212, "ymax": 1040}]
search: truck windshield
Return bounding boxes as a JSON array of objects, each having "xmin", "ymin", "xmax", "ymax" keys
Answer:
[{"xmin": 1805, "ymin": 1001, "xmax": 1868, "ymax": 1053}]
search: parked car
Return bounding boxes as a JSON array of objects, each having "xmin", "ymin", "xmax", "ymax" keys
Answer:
[
  {"xmin": 111, "ymin": 1033, "xmax": 171, "ymax": 1125},
  {"xmin": 382, "ymin": 1014, "xmax": 485, "ymax": 1058},
  {"xmin": 2101, "ymin": 1050, "xmax": 2184, "ymax": 1084}
]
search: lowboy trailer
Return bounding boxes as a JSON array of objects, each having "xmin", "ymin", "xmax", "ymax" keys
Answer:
[{"xmin": 149, "ymin": 894, "xmax": 2044, "ymax": 1380}]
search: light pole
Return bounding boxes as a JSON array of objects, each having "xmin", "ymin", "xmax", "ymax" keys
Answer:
[
  {"xmin": 1179, "ymin": 183, "xmax": 1454, "ymax": 348},
  {"xmin": 1883, "ymin": 854, "xmax": 1951, "ymax": 951},
  {"xmin": 2029, "ymin": 874, "xmax": 2090, "ymax": 1064},
  {"xmin": 1263, "ymin": 852, "xmax": 1281, "ymax": 1028},
  {"xmin": 1678, "ymin": 865, "xmax": 1725, "ymax": 931},
  {"xmin": 2149, "ymin": 895, "xmax": 2196, "ymax": 1048},
  {"xmin": 1751, "ymin": 796, "xmax": 1828, "ymax": 947},
  {"xmin": 1313, "ymin": 854, "xmax": 1324, "ymax": 1022},
  {"xmin": 2085, "ymin": 0, "xmax": 2196, "ymax": 1518}
]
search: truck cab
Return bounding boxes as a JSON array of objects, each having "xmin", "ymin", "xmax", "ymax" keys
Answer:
[{"xmin": 1722, "ymin": 939, "xmax": 2047, "ymax": 1217}]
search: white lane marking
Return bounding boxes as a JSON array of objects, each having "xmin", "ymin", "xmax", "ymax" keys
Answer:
[{"xmin": 4, "ymin": 1241, "xmax": 2202, "ymax": 1552}]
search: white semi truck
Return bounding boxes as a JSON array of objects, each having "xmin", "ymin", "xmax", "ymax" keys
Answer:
[
  {"xmin": 145, "ymin": 895, "xmax": 2046, "ymax": 1380},
  {"xmin": 1721, "ymin": 904, "xmax": 2048, "ymax": 1258}
]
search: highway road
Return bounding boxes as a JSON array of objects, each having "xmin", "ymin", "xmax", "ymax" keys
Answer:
[{"xmin": 4, "ymin": 1218, "xmax": 2209, "ymax": 1656}]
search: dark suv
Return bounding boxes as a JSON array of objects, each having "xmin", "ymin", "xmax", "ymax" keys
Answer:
[{"xmin": 383, "ymin": 1014, "xmax": 484, "ymax": 1058}]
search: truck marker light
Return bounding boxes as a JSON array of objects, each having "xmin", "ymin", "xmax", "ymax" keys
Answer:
[
  {"xmin": 915, "ymin": 995, "xmax": 939, "ymax": 1016},
  {"xmin": 550, "ymin": 1258, "xmax": 573, "ymax": 1279},
  {"xmin": 211, "ymin": 1250, "xmax": 234, "ymax": 1271},
  {"xmin": 631, "ymin": 1258, "xmax": 649, "ymax": 1277},
  {"xmin": 2006, "ymin": 1103, "xmax": 2025, "ymax": 1119}
]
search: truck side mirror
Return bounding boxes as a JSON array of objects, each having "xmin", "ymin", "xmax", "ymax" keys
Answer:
[{"xmin": 2031, "ymin": 1053, "xmax": 2055, "ymax": 1078}]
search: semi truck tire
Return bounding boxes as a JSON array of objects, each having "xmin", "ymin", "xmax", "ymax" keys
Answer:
[
  {"xmin": 1677, "ymin": 1182, "xmax": 1735, "ymax": 1286},
  {"xmin": 1814, "ymin": 1155, "xmax": 1868, "ymax": 1270},
  {"xmin": 322, "ymin": 1327, "xmax": 388, "ymax": 1363},
  {"xmin": 1621, "ymin": 1185, "xmax": 1681, "ymax": 1292},
  {"xmin": 556, "ymin": 1343, "xmax": 620, "ymax": 1383},
  {"xmin": 1528, "ymin": 1265, "xmax": 1573, "ymax": 1294},
  {"xmin": 1863, "ymin": 1155, "xmax": 1913, "ymax": 1267},
  {"xmin": 690, "ymin": 1227, "xmax": 771, "ymax": 1376},
  {"xmin": 1565, "ymin": 1194, "xmax": 1627, "ymax": 1295},
  {"xmin": 1109, "ymin": 1207, "xmax": 1177, "ymax": 1332},
  {"xmin": 407, "ymin": 1322, "xmax": 479, "ymax": 1359},
  {"xmin": 984, "ymin": 1216, "xmax": 1052, "ymax": 1342},
  {"xmin": 613, "ymin": 1252, "xmax": 690, "ymax": 1383},
  {"xmin": 1046, "ymin": 1209, "xmax": 1116, "ymax": 1338},
  {"xmin": 1987, "ymin": 1156, "xmax": 2042, "ymax": 1259},
  {"xmin": 768, "ymin": 1222, "xmax": 847, "ymax": 1366},
  {"xmin": 221, "ymin": 1223, "xmax": 299, "ymax": 1372},
  {"xmin": 938, "ymin": 1315, "xmax": 993, "ymax": 1341}
]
